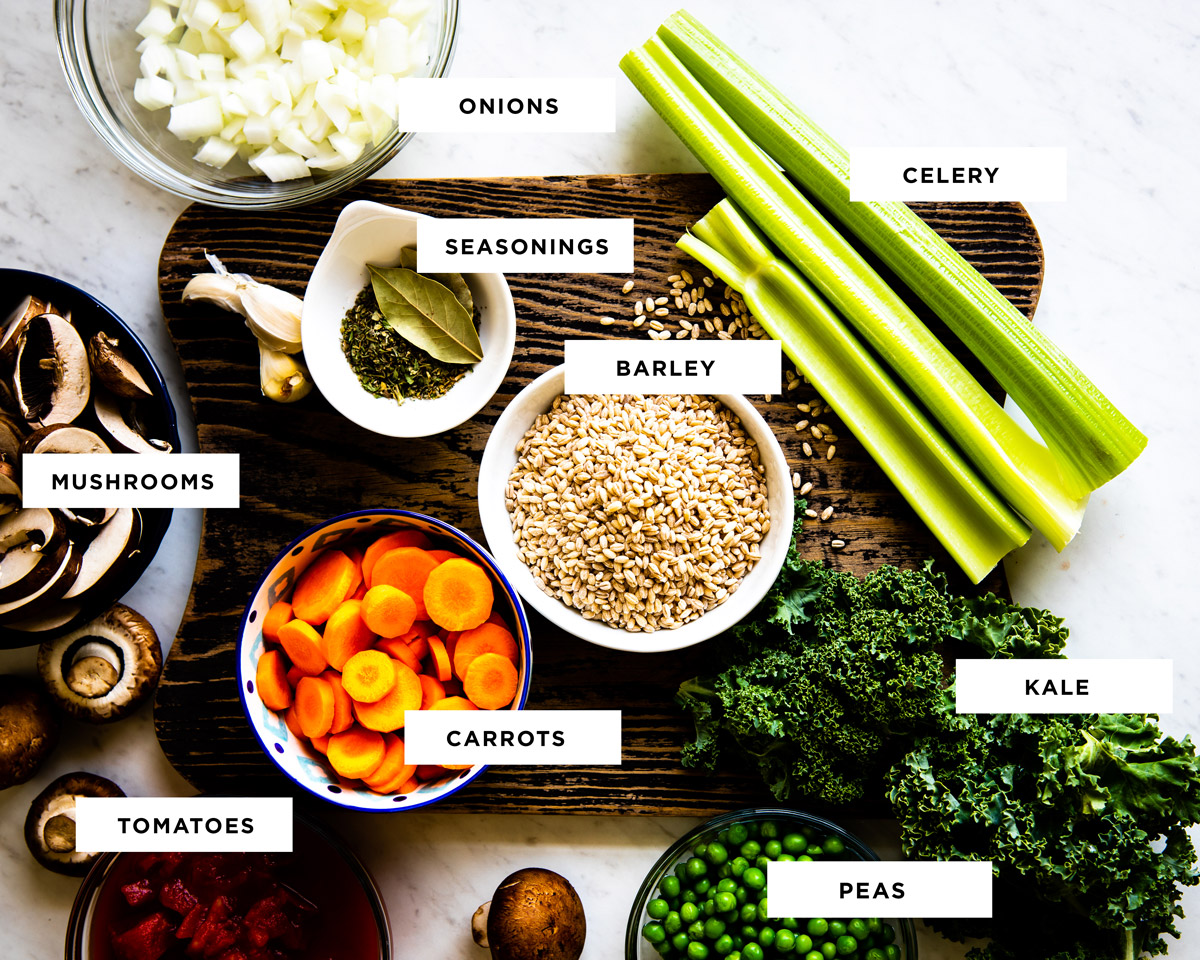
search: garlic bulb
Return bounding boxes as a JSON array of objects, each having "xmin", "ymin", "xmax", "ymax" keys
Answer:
[
  {"xmin": 182, "ymin": 253, "xmax": 303, "ymax": 354},
  {"xmin": 259, "ymin": 344, "xmax": 313, "ymax": 403}
]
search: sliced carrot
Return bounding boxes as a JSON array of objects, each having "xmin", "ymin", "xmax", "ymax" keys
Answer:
[
  {"xmin": 426, "ymin": 549, "xmax": 462, "ymax": 564},
  {"xmin": 397, "ymin": 776, "xmax": 421, "ymax": 793},
  {"xmin": 403, "ymin": 622, "xmax": 435, "ymax": 660},
  {"xmin": 322, "ymin": 671, "xmax": 354, "ymax": 734},
  {"xmin": 427, "ymin": 634, "xmax": 452, "ymax": 683},
  {"xmin": 376, "ymin": 636, "xmax": 423, "ymax": 675},
  {"xmin": 345, "ymin": 545, "xmax": 365, "ymax": 588},
  {"xmin": 369, "ymin": 547, "xmax": 440, "ymax": 618},
  {"xmin": 277, "ymin": 619, "xmax": 328, "ymax": 676},
  {"xmin": 423, "ymin": 558, "xmax": 494, "ymax": 631},
  {"xmin": 362, "ymin": 530, "xmax": 433, "ymax": 584},
  {"xmin": 292, "ymin": 549, "xmax": 359, "ymax": 625},
  {"xmin": 442, "ymin": 763, "xmax": 473, "ymax": 771},
  {"xmin": 310, "ymin": 734, "xmax": 330, "ymax": 755},
  {"xmin": 360, "ymin": 584, "xmax": 418, "ymax": 639},
  {"xmin": 283, "ymin": 704, "xmax": 304, "ymax": 740},
  {"xmin": 353, "ymin": 663, "xmax": 422, "ymax": 732},
  {"xmin": 363, "ymin": 734, "xmax": 417, "ymax": 792},
  {"xmin": 463, "ymin": 653, "xmax": 519, "ymax": 710},
  {"xmin": 295, "ymin": 676, "xmax": 335, "ymax": 739},
  {"xmin": 285, "ymin": 664, "xmax": 306, "ymax": 689},
  {"xmin": 486, "ymin": 610, "xmax": 508, "ymax": 628},
  {"xmin": 429, "ymin": 695, "xmax": 479, "ymax": 711},
  {"xmin": 415, "ymin": 764, "xmax": 448, "ymax": 782},
  {"xmin": 419, "ymin": 673, "xmax": 446, "ymax": 709},
  {"xmin": 262, "ymin": 601, "xmax": 294, "ymax": 644},
  {"xmin": 321, "ymin": 599, "xmax": 377, "ymax": 671},
  {"xmin": 452, "ymin": 622, "xmax": 519, "ymax": 681},
  {"xmin": 256, "ymin": 650, "xmax": 292, "ymax": 711},
  {"xmin": 350, "ymin": 582, "xmax": 368, "ymax": 601},
  {"xmin": 341, "ymin": 650, "xmax": 397, "ymax": 704},
  {"xmin": 327, "ymin": 726, "xmax": 385, "ymax": 779}
]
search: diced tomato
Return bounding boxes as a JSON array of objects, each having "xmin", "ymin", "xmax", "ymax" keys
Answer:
[
  {"xmin": 112, "ymin": 911, "xmax": 177, "ymax": 960},
  {"xmin": 121, "ymin": 879, "xmax": 157, "ymax": 908},
  {"xmin": 160, "ymin": 878, "xmax": 200, "ymax": 916}
]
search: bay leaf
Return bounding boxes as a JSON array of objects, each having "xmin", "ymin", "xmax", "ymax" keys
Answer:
[
  {"xmin": 397, "ymin": 246, "xmax": 475, "ymax": 317},
  {"xmin": 368, "ymin": 264, "xmax": 483, "ymax": 364}
]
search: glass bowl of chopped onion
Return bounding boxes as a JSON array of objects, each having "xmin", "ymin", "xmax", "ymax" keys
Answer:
[{"xmin": 55, "ymin": 0, "xmax": 458, "ymax": 209}]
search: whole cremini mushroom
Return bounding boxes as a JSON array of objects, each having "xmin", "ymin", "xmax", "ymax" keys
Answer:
[
  {"xmin": 0, "ymin": 675, "xmax": 60, "ymax": 789},
  {"xmin": 24, "ymin": 770, "xmax": 125, "ymax": 875},
  {"xmin": 472, "ymin": 868, "xmax": 586, "ymax": 960}
]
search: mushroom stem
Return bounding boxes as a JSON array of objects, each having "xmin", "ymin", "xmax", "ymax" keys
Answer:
[{"xmin": 472, "ymin": 901, "xmax": 492, "ymax": 948}]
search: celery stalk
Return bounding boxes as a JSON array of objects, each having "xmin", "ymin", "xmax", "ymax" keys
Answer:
[
  {"xmin": 656, "ymin": 10, "xmax": 1146, "ymax": 498},
  {"xmin": 680, "ymin": 200, "xmax": 1029, "ymax": 582},
  {"xmin": 620, "ymin": 38, "xmax": 1086, "ymax": 551}
]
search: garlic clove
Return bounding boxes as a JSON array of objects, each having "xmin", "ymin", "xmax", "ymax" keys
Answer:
[
  {"xmin": 239, "ymin": 284, "xmax": 303, "ymax": 355},
  {"xmin": 259, "ymin": 345, "xmax": 313, "ymax": 403},
  {"xmin": 181, "ymin": 273, "xmax": 245, "ymax": 313}
]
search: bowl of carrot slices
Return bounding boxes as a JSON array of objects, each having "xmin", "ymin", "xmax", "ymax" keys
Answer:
[{"xmin": 237, "ymin": 508, "xmax": 532, "ymax": 811}]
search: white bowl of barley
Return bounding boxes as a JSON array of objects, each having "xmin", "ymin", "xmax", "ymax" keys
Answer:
[{"xmin": 477, "ymin": 365, "xmax": 794, "ymax": 653}]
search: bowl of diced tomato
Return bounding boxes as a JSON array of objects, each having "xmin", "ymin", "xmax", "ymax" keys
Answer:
[{"xmin": 237, "ymin": 508, "xmax": 532, "ymax": 811}]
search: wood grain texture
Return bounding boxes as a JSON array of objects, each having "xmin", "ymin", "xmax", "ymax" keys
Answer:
[{"xmin": 154, "ymin": 175, "xmax": 1043, "ymax": 816}]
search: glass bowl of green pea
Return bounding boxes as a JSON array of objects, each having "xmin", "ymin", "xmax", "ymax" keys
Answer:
[{"xmin": 626, "ymin": 808, "xmax": 917, "ymax": 960}]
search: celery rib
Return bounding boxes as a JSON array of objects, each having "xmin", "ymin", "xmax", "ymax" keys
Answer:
[
  {"xmin": 681, "ymin": 200, "xmax": 1029, "ymax": 582},
  {"xmin": 656, "ymin": 10, "xmax": 1146, "ymax": 497},
  {"xmin": 620, "ymin": 37, "xmax": 1086, "ymax": 552}
]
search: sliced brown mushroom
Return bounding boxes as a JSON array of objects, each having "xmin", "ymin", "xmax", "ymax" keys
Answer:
[
  {"xmin": 38, "ymin": 604, "xmax": 161, "ymax": 722},
  {"xmin": 14, "ymin": 314, "xmax": 91, "ymax": 427},
  {"xmin": 87, "ymin": 332, "xmax": 153, "ymax": 400},
  {"xmin": 0, "ymin": 508, "xmax": 70, "ymax": 604},
  {"xmin": 6, "ymin": 602, "xmax": 83, "ymax": 634},
  {"xmin": 0, "ymin": 296, "xmax": 49, "ymax": 367},
  {"xmin": 0, "ymin": 412, "xmax": 25, "ymax": 462},
  {"xmin": 62, "ymin": 508, "xmax": 140, "ymax": 600},
  {"xmin": 22, "ymin": 423, "xmax": 111, "ymax": 456},
  {"xmin": 0, "ymin": 540, "xmax": 80, "ymax": 625},
  {"xmin": 472, "ymin": 868, "xmax": 587, "ymax": 960},
  {"xmin": 0, "ymin": 466, "xmax": 19, "ymax": 516},
  {"xmin": 0, "ymin": 675, "xmax": 60, "ymax": 790},
  {"xmin": 93, "ymin": 391, "xmax": 173, "ymax": 454},
  {"xmin": 24, "ymin": 771, "xmax": 125, "ymax": 875}
]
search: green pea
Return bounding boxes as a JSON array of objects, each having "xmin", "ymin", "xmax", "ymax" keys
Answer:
[
  {"xmin": 755, "ymin": 856, "xmax": 771, "ymax": 872},
  {"xmin": 823, "ymin": 836, "xmax": 845, "ymax": 856},
  {"xmin": 694, "ymin": 843, "xmax": 709, "ymax": 859},
  {"xmin": 804, "ymin": 953, "xmax": 823, "ymax": 960},
  {"xmin": 829, "ymin": 922, "xmax": 847, "ymax": 938},
  {"xmin": 687, "ymin": 943, "xmax": 710, "ymax": 960},
  {"xmin": 806, "ymin": 918, "xmax": 829, "ymax": 938},
  {"xmin": 820, "ymin": 943, "xmax": 837, "ymax": 960},
  {"xmin": 735, "ymin": 887, "xmax": 748, "ymax": 906},
  {"xmin": 655, "ymin": 940, "xmax": 673, "ymax": 957},
  {"xmin": 743, "ymin": 867, "xmax": 765, "ymax": 891},
  {"xmin": 740, "ymin": 903, "xmax": 757, "ymax": 922},
  {"xmin": 848, "ymin": 919, "xmax": 869, "ymax": 941},
  {"xmin": 730, "ymin": 857, "xmax": 749, "ymax": 878},
  {"xmin": 806, "ymin": 846, "xmax": 823, "ymax": 859},
  {"xmin": 880, "ymin": 925, "xmax": 895, "ymax": 945},
  {"xmin": 775, "ymin": 929, "xmax": 796, "ymax": 954},
  {"xmin": 705, "ymin": 918, "xmax": 727, "ymax": 939},
  {"xmin": 739, "ymin": 840, "xmax": 762, "ymax": 859},
  {"xmin": 732, "ymin": 936, "xmax": 745, "ymax": 950},
  {"xmin": 687, "ymin": 920, "xmax": 706, "ymax": 941},
  {"xmin": 727, "ymin": 823, "xmax": 749, "ymax": 845},
  {"xmin": 758, "ymin": 927, "xmax": 775, "ymax": 949},
  {"xmin": 756, "ymin": 899, "xmax": 769, "ymax": 922},
  {"xmin": 885, "ymin": 947, "xmax": 900, "ymax": 960},
  {"xmin": 865, "ymin": 950, "xmax": 886, "ymax": 960},
  {"xmin": 661, "ymin": 875, "xmax": 681, "ymax": 899},
  {"xmin": 782, "ymin": 833, "xmax": 808, "ymax": 854},
  {"xmin": 801, "ymin": 825, "xmax": 816, "ymax": 838},
  {"xmin": 672, "ymin": 932, "xmax": 690, "ymax": 951},
  {"xmin": 740, "ymin": 925, "xmax": 758, "ymax": 941},
  {"xmin": 648, "ymin": 899, "xmax": 670, "ymax": 920},
  {"xmin": 665, "ymin": 912, "xmax": 683, "ymax": 935},
  {"xmin": 694, "ymin": 879, "xmax": 712, "ymax": 896},
  {"xmin": 742, "ymin": 943, "xmax": 764, "ymax": 960},
  {"xmin": 717, "ymin": 879, "xmax": 739, "ymax": 894},
  {"xmin": 686, "ymin": 857, "xmax": 708, "ymax": 879},
  {"xmin": 760, "ymin": 821, "xmax": 779, "ymax": 839},
  {"xmin": 643, "ymin": 922, "xmax": 667, "ymax": 944},
  {"xmin": 715, "ymin": 892, "xmax": 737, "ymax": 913},
  {"xmin": 797, "ymin": 855, "xmax": 813, "ymax": 862},
  {"xmin": 680, "ymin": 902, "xmax": 700, "ymax": 923},
  {"xmin": 707, "ymin": 842, "xmax": 729, "ymax": 865},
  {"xmin": 717, "ymin": 864, "xmax": 732, "ymax": 879},
  {"xmin": 682, "ymin": 890, "xmax": 698, "ymax": 905},
  {"xmin": 728, "ymin": 954, "xmax": 741, "ymax": 960},
  {"xmin": 836, "ymin": 936, "xmax": 858, "ymax": 956},
  {"xmin": 763, "ymin": 839, "xmax": 782, "ymax": 858},
  {"xmin": 781, "ymin": 917, "xmax": 799, "ymax": 931},
  {"xmin": 776, "ymin": 853, "xmax": 796, "ymax": 862},
  {"xmin": 714, "ymin": 935, "xmax": 734, "ymax": 956},
  {"xmin": 867, "ymin": 918, "xmax": 882, "ymax": 935},
  {"xmin": 796, "ymin": 934, "xmax": 813, "ymax": 952}
]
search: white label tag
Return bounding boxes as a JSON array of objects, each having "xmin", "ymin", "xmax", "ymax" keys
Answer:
[
  {"xmin": 415, "ymin": 218, "xmax": 634, "ymax": 273},
  {"xmin": 766, "ymin": 860, "xmax": 993, "ymax": 918},
  {"xmin": 955, "ymin": 658, "xmax": 1173, "ymax": 714},
  {"xmin": 75, "ymin": 797, "xmax": 293, "ymax": 852},
  {"xmin": 404, "ymin": 709, "xmax": 622, "ymax": 766},
  {"xmin": 563, "ymin": 340, "xmax": 782, "ymax": 394},
  {"xmin": 394, "ymin": 78, "xmax": 616, "ymax": 133},
  {"xmin": 22, "ymin": 454, "xmax": 240, "ymax": 508},
  {"xmin": 849, "ymin": 147, "xmax": 1067, "ymax": 201}
]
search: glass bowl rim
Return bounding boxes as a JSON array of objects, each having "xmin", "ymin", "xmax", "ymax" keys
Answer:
[{"xmin": 625, "ymin": 806, "xmax": 919, "ymax": 960}]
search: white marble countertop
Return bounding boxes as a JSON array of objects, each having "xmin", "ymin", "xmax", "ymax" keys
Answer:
[{"xmin": 2, "ymin": 0, "xmax": 1198, "ymax": 957}]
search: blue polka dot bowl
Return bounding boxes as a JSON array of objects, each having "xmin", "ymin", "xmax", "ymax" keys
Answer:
[{"xmin": 237, "ymin": 508, "xmax": 532, "ymax": 811}]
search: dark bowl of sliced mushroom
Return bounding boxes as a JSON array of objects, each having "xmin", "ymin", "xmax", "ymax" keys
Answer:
[{"xmin": 0, "ymin": 270, "xmax": 180, "ymax": 647}]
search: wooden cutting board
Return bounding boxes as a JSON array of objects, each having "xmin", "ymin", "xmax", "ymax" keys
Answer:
[{"xmin": 154, "ymin": 175, "xmax": 1042, "ymax": 816}]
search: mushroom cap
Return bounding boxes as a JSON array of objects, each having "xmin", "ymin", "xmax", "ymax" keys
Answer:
[
  {"xmin": 14, "ymin": 314, "xmax": 91, "ymax": 427},
  {"xmin": 0, "ymin": 675, "xmax": 60, "ymax": 790},
  {"xmin": 24, "ymin": 770, "xmax": 124, "ymax": 875},
  {"xmin": 487, "ymin": 868, "xmax": 586, "ymax": 960},
  {"xmin": 87, "ymin": 332, "xmax": 153, "ymax": 400},
  {"xmin": 37, "ymin": 603, "xmax": 162, "ymax": 723}
]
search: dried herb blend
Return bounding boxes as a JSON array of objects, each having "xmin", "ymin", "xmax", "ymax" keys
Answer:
[{"xmin": 340, "ymin": 281, "xmax": 474, "ymax": 403}]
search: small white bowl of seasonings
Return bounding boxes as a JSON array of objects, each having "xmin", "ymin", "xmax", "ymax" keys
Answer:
[
  {"xmin": 477, "ymin": 365, "xmax": 795, "ymax": 653},
  {"xmin": 302, "ymin": 200, "xmax": 516, "ymax": 437}
]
